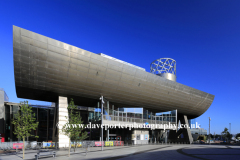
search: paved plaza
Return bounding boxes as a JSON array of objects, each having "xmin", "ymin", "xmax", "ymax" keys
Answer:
[{"xmin": 0, "ymin": 144, "xmax": 240, "ymax": 160}]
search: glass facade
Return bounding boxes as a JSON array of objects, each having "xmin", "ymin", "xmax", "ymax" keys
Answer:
[
  {"xmin": 4, "ymin": 103, "xmax": 101, "ymax": 142},
  {"xmin": 4, "ymin": 104, "xmax": 55, "ymax": 142},
  {"xmin": 4, "ymin": 99, "xmax": 177, "ymax": 142}
]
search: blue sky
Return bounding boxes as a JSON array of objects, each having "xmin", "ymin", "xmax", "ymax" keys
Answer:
[{"xmin": 0, "ymin": 0, "xmax": 239, "ymax": 134}]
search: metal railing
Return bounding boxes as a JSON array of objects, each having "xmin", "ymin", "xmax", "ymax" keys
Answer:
[
  {"xmin": 0, "ymin": 140, "xmax": 128, "ymax": 151},
  {"xmin": 103, "ymin": 115, "xmax": 176, "ymax": 125},
  {"xmin": 0, "ymin": 140, "xmax": 193, "ymax": 153}
]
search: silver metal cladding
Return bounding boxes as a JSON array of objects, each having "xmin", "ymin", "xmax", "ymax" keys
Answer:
[{"xmin": 13, "ymin": 26, "xmax": 214, "ymax": 118}]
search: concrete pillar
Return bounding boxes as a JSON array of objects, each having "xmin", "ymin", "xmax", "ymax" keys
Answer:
[{"xmin": 58, "ymin": 96, "xmax": 69, "ymax": 148}]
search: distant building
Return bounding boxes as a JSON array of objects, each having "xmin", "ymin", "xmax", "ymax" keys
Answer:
[{"xmin": 190, "ymin": 128, "xmax": 207, "ymax": 135}]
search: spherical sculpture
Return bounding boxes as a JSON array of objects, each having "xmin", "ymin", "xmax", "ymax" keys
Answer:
[{"xmin": 150, "ymin": 58, "xmax": 176, "ymax": 81}]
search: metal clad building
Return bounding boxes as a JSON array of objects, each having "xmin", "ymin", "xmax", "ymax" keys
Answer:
[{"xmin": 13, "ymin": 26, "xmax": 214, "ymax": 119}]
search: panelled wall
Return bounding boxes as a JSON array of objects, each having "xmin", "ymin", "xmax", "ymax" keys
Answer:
[{"xmin": 13, "ymin": 26, "xmax": 214, "ymax": 118}]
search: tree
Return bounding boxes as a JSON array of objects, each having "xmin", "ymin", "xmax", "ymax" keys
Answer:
[
  {"xmin": 215, "ymin": 134, "xmax": 221, "ymax": 139},
  {"xmin": 62, "ymin": 99, "xmax": 88, "ymax": 154},
  {"xmin": 197, "ymin": 135, "xmax": 206, "ymax": 141},
  {"xmin": 12, "ymin": 101, "xmax": 39, "ymax": 159},
  {"xmin": 236, "ymin": 133, "xmax": 240, "ymax": 140},
  {"xmin": 206, "ymin": 134, "xmax": 213, "ymax": 140},
  {"xmin": 221, "ymin": 128, "xmax": 232, "ymax": 141}
]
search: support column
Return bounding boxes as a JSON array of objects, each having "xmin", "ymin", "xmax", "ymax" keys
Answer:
[
  {"xmin": 58, "ymin": 96, "xmax": 69, "ymax": 148},
  {"xmin": 100, "ymin": 96, "xmax": 104, "ymax": 151},
  {"xmin": 183, "ymin": 115, "xmax": 193, "ymax": 143},
  {"xmin": 169, "ymin": 114, "xmax": 193, "ymax": 143}
]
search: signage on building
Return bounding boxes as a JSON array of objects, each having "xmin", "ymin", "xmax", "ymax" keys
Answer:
[{"xmin": 145, "ymin": 134, "xmax": 148, "ymax": 140}]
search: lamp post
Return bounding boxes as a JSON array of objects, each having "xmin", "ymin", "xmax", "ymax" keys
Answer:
[
  {"xmin": 100, "ymin": 96, "xmax": 104, "ymax": 151},
  {"xmin": 208, "ymin": 117, "xmax": 211, "ymax": 145}
]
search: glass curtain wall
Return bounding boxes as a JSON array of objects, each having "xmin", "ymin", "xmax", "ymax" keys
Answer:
[{"xmin": 4, "ymin": 104, "xmax": 54, "ymax": 142}]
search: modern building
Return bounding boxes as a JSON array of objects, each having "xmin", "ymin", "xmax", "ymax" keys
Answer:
[
  {"xmin": 0, "ymin": 26, "xmax": 215, "ymax": 145},
  {"xmin": 0, "ymin": 88, "xmax": 9, "ymax": 142}
]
